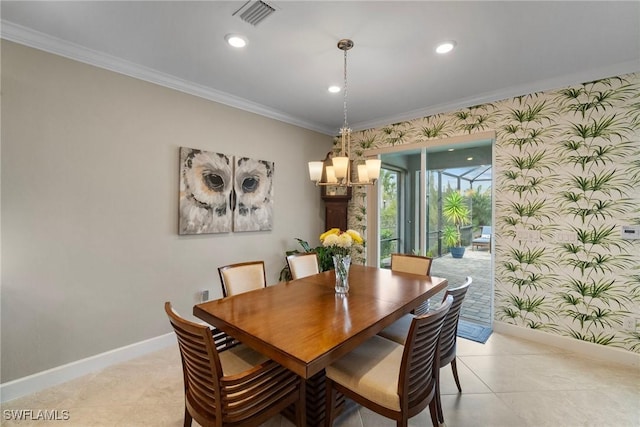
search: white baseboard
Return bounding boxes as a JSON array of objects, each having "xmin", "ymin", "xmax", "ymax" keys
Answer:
[
  {"xmin": 493, "ymin": 321, "xmax": 640, "ymax": 368},
  {"xmin": 0, "ymin": 333, "xmax": 176, "ymax": 403}
]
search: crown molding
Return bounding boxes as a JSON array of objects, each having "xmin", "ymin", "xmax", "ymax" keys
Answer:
[{"xmin": 0, "ymin": 20, "xmax": 334, "ymax": 135}]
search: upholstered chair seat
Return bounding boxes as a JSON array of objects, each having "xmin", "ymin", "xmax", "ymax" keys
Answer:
[
  {"xmin": 325, "ymin": 296, "xmax": 453, "ymax": 427},
  {"xmin": 165, "ymin": 302, "xmax": 306, "ymax": 427},
  {"xmin": 378, "ymin": 277, "xmax": 473, "ymax": 424},
  {"xmin": 218, "ymin": 344, "xmax": 269, "ymax": 375},
  {"xmin": 326, "ymin": 335, "xmax": 404, "ymax": 411}
]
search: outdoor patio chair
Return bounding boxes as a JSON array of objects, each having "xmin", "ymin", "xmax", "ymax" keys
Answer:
[{"xmin": 472, "ymin": 226, "xmax": 492, "ymax": 252}]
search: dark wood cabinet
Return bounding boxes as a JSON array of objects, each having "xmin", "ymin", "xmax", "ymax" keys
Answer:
[{"xmin": 322, "ymin": 187, "xmax": 352, "ymax": 231}]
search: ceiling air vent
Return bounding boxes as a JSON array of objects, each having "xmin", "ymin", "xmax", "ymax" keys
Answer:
[{"xmin": 232, "ymin": 1, "xmax": 276, "ymax": 26}]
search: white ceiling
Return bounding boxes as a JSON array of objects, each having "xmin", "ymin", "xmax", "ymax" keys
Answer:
[{"xmin": 2, "ymin": 1, "xmax": 639, "ymax": 135}]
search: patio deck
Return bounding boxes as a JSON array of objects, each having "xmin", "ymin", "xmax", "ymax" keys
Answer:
[{"xmin": 430, "ymin": 247, "xmax": 492, "ymax": 326}]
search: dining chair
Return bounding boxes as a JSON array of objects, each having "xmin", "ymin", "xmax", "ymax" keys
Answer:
[
  {"xmin": 324, "ymin": 295, "xmax": 453, "ymax": 427},
  {"xmin": 377, "ymin": 277, "xmax": 472, "ymax": 423},
  {"xmin": 165, "ymin": 302, "xmax": 306, "ymax": 427},
  {"xmin": 390, "ymin": 253, "xmax": 433, "ymax": 275},
  {"xmin": 391, "ymin": 253, "xmax": 434, "ymax": 314},
  {"xmin": 218, "ymin": 260, "xmax": 267, "ymax": 297},
  {"xmin": 286, "ymin": 252, "xmax": 320, "ymax": 280}
]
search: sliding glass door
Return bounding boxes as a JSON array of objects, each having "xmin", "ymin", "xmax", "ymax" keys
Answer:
[
  {"xmin": 370, "ymin": 135, "xmax": 495, "ymax": 327},
  {"xmin": 378, "ymin": 167, "xmax": 402, "ymax": 267},
  {"xmin": 378, "ymin": 145, "xmax": 492, "ymax": 258}
]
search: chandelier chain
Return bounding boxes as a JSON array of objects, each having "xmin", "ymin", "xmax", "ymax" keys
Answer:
[
  {"xmin": 307, "ymin": 38, "xmax": 379, "ymax": 187},
  {"xmin": 343, "ymin": 47, "xmax": 348, "ymax": 129}
]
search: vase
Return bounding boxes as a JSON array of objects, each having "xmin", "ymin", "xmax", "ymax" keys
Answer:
[{"xmin": 332, "ymin": 254, "xmax": 351, "ymax": 294}]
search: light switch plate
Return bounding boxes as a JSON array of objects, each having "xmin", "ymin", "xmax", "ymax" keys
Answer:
[{"xmin": 621, "ymin": 225, "xmax": 640, "ymax": 240}]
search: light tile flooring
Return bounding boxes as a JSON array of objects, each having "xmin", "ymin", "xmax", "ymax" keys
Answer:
[{"xmin": 2, "ymin": 333, "xmax": 638, "ymax": 426}]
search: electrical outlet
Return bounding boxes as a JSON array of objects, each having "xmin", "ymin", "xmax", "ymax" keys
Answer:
[
  {"xmin": 623, "ymin": 317, "xmax": 637, "ymax": 331},
  {"xmin": 555, "ymin": 231, "xmax": 578, "ymax": 243},
  {"xmin": 515, "ymin": 229, "xmax": 541, "ymax": 242},
  {"xmin": 200, "ymin": 289, "xmax": 209, "ymax": 303}
]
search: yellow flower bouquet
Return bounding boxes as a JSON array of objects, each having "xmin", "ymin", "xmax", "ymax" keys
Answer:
[
  {"xmin": 319, "ymin": 228, "xmax": 364, "ymax": 257},
  {"xmin": 319, "ymin": 228, "xmax": 364, "ymax": 294}
]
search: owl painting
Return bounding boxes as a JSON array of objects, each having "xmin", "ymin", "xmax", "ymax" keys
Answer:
[
  {"xmin": 179, "ymin": 147, "xmax": 233, "ymax": 234},
  {"xmin": 178, "ymin": 147, "xmax": 274, "ymax": 234},
  {"xmin": 233, "ymin": 157, "xmax": 274, "ymax": 232}
]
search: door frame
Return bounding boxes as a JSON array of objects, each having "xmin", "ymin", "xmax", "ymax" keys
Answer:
[{"xmin": 365, "ymin": 130, "xmax": 496, "ymax": 266}]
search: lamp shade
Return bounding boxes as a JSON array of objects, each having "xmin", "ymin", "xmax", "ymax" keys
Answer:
[
  {"xmin": 325, "ymin": 166, "xmax": 338, "ymax": 183},
  {"xmin": 366, "ymin": 159, "xmax": 381, "ymax": 181},
  {"xmin": 332, "ymin": 156, "xmax": 349, "ymax": 179},
  {"xmin": 357, "ymin": 164, "xmax": 369, "ymax": 183},
  {"xmin": 308, "ymin": 161, "xmax": 323, "ymax": 182}
]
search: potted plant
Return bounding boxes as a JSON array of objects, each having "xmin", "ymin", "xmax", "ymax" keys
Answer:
[{"xmin": 442, "ymin": 191, "xmax": 471, "ymax": 259}]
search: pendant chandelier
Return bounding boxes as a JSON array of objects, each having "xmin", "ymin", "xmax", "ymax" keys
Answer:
[{"xmin": 308, "ymin": 39, "xmax": 381, "ymax": 187}]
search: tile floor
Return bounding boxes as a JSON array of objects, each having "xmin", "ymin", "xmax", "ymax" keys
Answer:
[{"xmin": 2, "ymin": 333, "xmax": 638, "ymax": 426}]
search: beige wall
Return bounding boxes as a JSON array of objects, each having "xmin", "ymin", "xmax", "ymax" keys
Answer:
[{"xmin": 0, "ymin": 41, "xmax": 331, "ymax": 382}]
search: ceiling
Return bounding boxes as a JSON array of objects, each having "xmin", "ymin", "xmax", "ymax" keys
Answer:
[{"xmin": 2, "ymin": 1, "xmax": 638, "ymax": 135}]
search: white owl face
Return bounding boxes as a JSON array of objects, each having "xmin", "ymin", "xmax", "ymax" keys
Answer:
[
  {"xmin": 179, "ymin": 148, "xmax": 273, "ymax": 234},
  {"xmin": 183, "ymin": 150, "xmax": 232, "ymax": 212},
  {"xmin": 179, "ymin": 148, "xmax": 233, "ymax": 234},
  {"xmin": 234, "ymin": 157, "xmax": 274, "ymax": 231}
]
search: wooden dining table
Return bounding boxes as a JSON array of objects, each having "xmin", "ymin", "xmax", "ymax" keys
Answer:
[{"xmin": 194, "ymin": 264, "xmax": 448, "ymax": 426}]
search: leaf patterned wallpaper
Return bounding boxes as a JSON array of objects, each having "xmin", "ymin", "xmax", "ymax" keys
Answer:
[{"xmin": 346, "ymin": 73, "xmax": 640, "ymax": 353}]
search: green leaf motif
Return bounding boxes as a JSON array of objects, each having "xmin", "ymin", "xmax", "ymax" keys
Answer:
[{"xmin": 566, "ymin": 330, "xmax": 619, "ymax": 346}]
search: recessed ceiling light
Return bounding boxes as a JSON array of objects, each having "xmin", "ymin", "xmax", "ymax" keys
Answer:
[
  {"xmin": 328, "ymin": 86, "xmax": 341, "ymax": 93},
  {"xmin": 467, "ymin": 157, "xmax": 474, "ymax": 161},
  {"xmin": 448, "ymin": 148, "xmax": 455, "ymax": 152},
  {"xmin": 436, "ymin": 41, "xmax": 456, "ymax": 54},
  {"xmin": 225, "ymin": 34, "xmax": 247, "ymax": 48}
]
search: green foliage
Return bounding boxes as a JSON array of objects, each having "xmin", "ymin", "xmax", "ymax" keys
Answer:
[
  {"xmin": 566, "ymin": 330, "xmax": 619, "ymax": 346},
  {"xmin": 442, "ymin": 191, "xmax": 470, "ymax": 247},
  {"xmin": 508, "ymin": 100, "xmax": 553, "ymax": 124},
  {"xmin": 468, "ymin": 186, "xmax": 491, "ymax": 229},
  {"xmin": 420, "ymin": 122, "xmax": 447, "ymax": 138},
  {"xmin": 441, "ymin": 226, "xmax": 459, "ymax": 248},
  {"xmin": 379, "ymin": 169, "xmax": 399, "ymax": 263}
]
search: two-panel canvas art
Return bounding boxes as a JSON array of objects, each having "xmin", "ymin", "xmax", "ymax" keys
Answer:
[{"xmin": 179, "ymin": 147, "xmax": 274, "ymax": 234}]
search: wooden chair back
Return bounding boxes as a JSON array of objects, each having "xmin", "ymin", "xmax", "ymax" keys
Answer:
[
  {"xmin": 399, "ymin": 295, "xmax": 452, "ymax": 418},
  {"xmin": 218, "ymin": 260, "xmax": 267, "ymax": 297},
  {"xmin": 439, "ymin": 277, "xmax": 472, "ymax": 365},
  {"xmin": 165, "ymin": 302, "xmax": 305, "ymax": 427},
  {"xmin": 286, "ymin": 252, "xmax": 320, "ymax": 280},
  {"xmin": 390, "ymin": 253, "xmax": 433, "ymax": 276}
]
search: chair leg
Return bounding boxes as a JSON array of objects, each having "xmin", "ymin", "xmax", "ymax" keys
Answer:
[
  {"xmin": 324, "ymin": 378, "xmax": 336, "ymax": 427},
  {"xmin": 183, "ymin": 407, "xmax": 192, "ymax": 427},
  {"xmin": 428, "ymin": 398, "xmax": 440, "ymax": 427},
  {"xmin": 451, "ymin": 358, "xmax": 462, "ymax": 392},
  {"xmin": 436, "ymin": 369, "xmax": 444, "ymax": 423}
]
